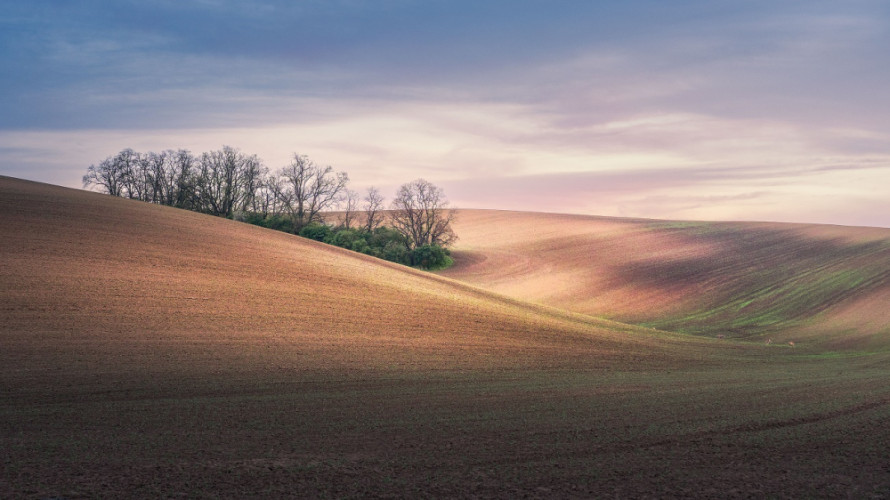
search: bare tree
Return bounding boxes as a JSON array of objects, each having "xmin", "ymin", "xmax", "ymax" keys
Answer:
[
  {"xmin": 142, "ymin": 151, "xmax": 168, "ymax": 204},
  {"xmin": 195, "ymin": 146, "xmax": 264, "ymax": 217},
  {"xmin": 116, "ymin": 148, "xmax": 146, "ymax": 201},
  {"xmin": 169, "ymin": 149, "xmax": 198, "ymax": 209},
  {"xmin": 273, "ymin": 154, "xmax": 349, "ymax": 232},
  {"xmin": 109, "ymin": 148, "xmax": 141, "ymax": 200},
  {"xmin": 362, "ymin": 186, "xmax": 385, "ymax": 233},
  {"xmin": 250, "ymin": 171, "xmax": 278, "ymax": 218},
  {"xmin": 390, "ymin": 179, "xmax": 456, "ymax": 250},
  {"xmin": 84, "ymin": 148, "xmax": 198, "ymax": 208},
  {"xmin": 145, "ymin": 149, "xmax": 194, "ymax": 207},
  {"xmin": 83, "ymin": 153, "xmax": 126, "ymax": 196},
  {"xmin": 82, "ymin": 148, "xmax": 154, "ymax": 202},
  {"xmin": 338, "ymin": 189, "xmax": 359, "ymax": 229}
]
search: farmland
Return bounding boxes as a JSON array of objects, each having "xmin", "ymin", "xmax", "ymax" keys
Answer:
[
  {"xmin": 443, "ymin": 210, "xmax": 890, "ymax": 346},
  {"xmin": 2, "ymin": 177, "xmax": 889, "ymax": 497}
]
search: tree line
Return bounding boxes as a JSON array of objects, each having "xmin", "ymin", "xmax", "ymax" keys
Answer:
[{"xmin": 83, "ymin": 147, "xmax": 456, "ymax": 269}]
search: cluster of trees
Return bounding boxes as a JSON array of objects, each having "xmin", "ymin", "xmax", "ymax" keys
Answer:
[{"xmin": 83, "ymin": 147, "xmax": 457, "ymax": 269}]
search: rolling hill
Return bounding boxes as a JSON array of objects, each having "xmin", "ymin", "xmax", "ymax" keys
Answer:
[
  {"xmin": 2, "ymin": 177, "xmax": 890, "ymax": 497},
  {"xmin": 442, "ymin": 210, "xmax": 890, "ymax": 348},
  {"xmin": 0, "ymin": 176, "xmax": 716, "ymax": 379}
]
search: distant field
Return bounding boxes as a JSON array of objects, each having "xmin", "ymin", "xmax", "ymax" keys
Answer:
[
  {"xmin": 443, "ymin": 210, "xmax": 890, "ymax": 347},
  {"xmin": 2, "ymin": 177, "xmax": 889, "ymax": 497}
]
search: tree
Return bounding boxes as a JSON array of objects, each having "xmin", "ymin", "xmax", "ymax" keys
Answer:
[
  {"xmin": 362, "ymin": 186, "xmax": 385, "ymax": 233},
  {"xmin": 195, "ymin": 146, "xmax": 264, "ymax": 217},
  {"xmin": 389, "ymin": 178, "xmax": 456, "ymax": 251},
  {"xmin": 138, "ymin": 150, "xmax": 181, "ymax": 206},
  {"xmin": 148, "ymin": 149, "xmax": 198, "ymax": 208},
  {"xmin": 117, "ymin": 149, "xmax": 142, "ymax": 199},
  {"xmin": 140, "ymin": 150, "xmax": 165, "ymax": 204},
  {"xmin": 273, "ymin": 154, "xmax": 348, "ymax": 233},
  {"xmin": 83, "ymin": 152, "xmax": 127, "ymax": 196},
  {"xmin": 338, "ymin": 189, "xmax": 359, "ymax": 229},
  {"xmin": 250, "ymin": 170, "xmax": 278, "ymax": 218},
  {"xmin": 83, "ymin": 148, "xmax": 199, "ymax": 208},
  {"xmin": 169, "ymin": 149, "xmax": 199, "ymax": 209}
]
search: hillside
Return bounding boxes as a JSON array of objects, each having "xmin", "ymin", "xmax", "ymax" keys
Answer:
[
  {"xmin": 442, "ymin": 210, "xmax": 890, "ymax": 347},
  {"xmin": 0, "ymin": 177, "xmax": 718, "ymax": 380},
  {"xmin": 2, "ymin": 177, "xmax": 890, "ymax": 498}
]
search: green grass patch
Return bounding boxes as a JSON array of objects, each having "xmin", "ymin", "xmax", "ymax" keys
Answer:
[{"xmin": 643, "ymin": 268, "xmax": 878, "ymax": 338}]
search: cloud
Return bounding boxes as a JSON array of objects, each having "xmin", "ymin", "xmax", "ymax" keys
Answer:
[
  {"xmin": 3, "ymin": 91, "xmax": 889, "ymax": 227},
  {"xmin": 439, "ymin": 162, "xmax": 890, "ymax": 227},
  {"xmin": 1, "ymin": 1, "xmax": 889, "ymax": 227}
]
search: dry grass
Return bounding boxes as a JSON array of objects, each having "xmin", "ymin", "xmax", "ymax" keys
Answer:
[{"xmin": 2, "ymin": 178, "xmax": 890, "ymax": 498}]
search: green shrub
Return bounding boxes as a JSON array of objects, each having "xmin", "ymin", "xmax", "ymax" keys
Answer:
[
  {"xmin": 245, "ymin": 215, "xmax": 451, "ymax": 271},
  {"xmin": 363, "ymin": 247, "xmax": 383, "ymax": 258},
  {"xmin": 299, "ymin": 223, "xmax": 332, "ymax": 241},
  {"xmin": 368, "ymin": 226, "xmax": 408, "ymax": 249},
  {"xmin": 382, "ymin": 241, "xmax": 411, "ymax": 265},
  {"xmin": 261, "ymin": 214, "xmax": 294, "ymax": 233},
  {"xmin": 237, "ymin": 212, "xmax": 295, "ymax": 233},
  {"xmin": 411, "ymin": 244, "xmax": 452, "ymax": 270},
  {"xmin": 327, "ymin": 228, "xmax": 368, "ymax": 251}
]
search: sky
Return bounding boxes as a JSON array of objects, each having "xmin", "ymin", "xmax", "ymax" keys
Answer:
[{"xmin": 1, "ymin": 0, "xmax": 889, "ymax": 227}]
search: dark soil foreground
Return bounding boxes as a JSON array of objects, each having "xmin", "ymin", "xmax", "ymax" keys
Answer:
[{"xmin": 4, "ymin": 364, "xmax": 890, "ymax": 498}]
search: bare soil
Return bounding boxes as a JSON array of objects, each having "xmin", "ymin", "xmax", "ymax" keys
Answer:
[
  {"xmin": 2, "ymin": 178, "xmax": 889, "ymax": 498},
  {"xmin": 442, "ymin": 210, "xmax": 890, "ymax": 343}
]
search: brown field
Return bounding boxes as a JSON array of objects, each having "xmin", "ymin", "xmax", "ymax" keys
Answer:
[
  {"xmin": 443, "ymin": 210, "xmax": 890, "ymax": 346},
  {"xmin": 2, "ymin": 176, "xmax": 890, "ymax": 498}
]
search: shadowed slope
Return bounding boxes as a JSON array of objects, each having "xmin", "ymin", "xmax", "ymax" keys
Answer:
[{"xmin": 442, "ymin": 210, "xmax": 890, "ymax": 346}]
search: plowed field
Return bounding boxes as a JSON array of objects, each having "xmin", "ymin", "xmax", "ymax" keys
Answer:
[
  {"xmin": 443, "ymin": 210, "xmax": 890, "ymax": 347},
  {"xmin": 2, "ymin": 177, "xmax": 889, "ymax": 498}
]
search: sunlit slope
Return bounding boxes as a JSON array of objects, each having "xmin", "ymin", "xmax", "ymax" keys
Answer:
[
  {"xmin": 442, "ymin": 210, "xmax": 890, "ymax": 345},
  {"xmin": 0, "ymin": 177, "xmax": 714, "ymax": 389}
]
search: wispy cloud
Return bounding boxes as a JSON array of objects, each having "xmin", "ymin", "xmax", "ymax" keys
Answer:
[{"xmin": 1, "ymin": 1, "xmax": 889, "ymax": 227}]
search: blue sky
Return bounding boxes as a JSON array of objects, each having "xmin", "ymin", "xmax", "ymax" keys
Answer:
[{"xmin": 2, "ymin": 0, "xmax": 889, "ymax": 226}]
